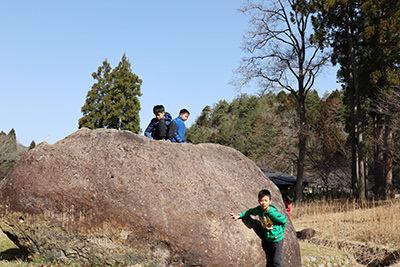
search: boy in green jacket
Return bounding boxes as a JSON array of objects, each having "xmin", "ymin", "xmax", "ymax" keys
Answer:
[{"xmin": 230, "ymin": 189, "xmax": 287, "ymax": 267}]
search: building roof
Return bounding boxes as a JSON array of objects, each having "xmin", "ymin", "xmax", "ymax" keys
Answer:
[
  {"xmin": 261, "ymin": 169, "xmax": 316, "ymax": 186},
  {"xmin": 268, "ymin": 177, "xmax": 294, "ymax": 186}
]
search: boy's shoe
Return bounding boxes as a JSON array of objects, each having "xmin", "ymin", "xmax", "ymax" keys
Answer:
[{"xmin": 167, "ymin": 139, "xmax": 171, "ymax": 142}]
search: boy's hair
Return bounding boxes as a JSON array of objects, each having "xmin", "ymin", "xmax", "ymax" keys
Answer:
[
  {"xmin": 153, "ymin": 105, "xmax": 165, "ymax": 115},
  {"xmin": 179, "ymin": 108, "xmax": 190, "ymax": 115},
  {"xmin": 258, "ymin": 189, "xmax": 272, "ymax": 199}
]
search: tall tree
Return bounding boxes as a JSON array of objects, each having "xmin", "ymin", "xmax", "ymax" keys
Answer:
[
  {"xmin": 29, "ymin": 140, "xmax": 36, "ymax": 150},
  {"xmin": 105, "ymin": 54, "xmax": 142, "ymax": 132},
  {"xmin": 313, "ymin": 0, "xmax": 400, "ymax": 200},
  {"xmin": 79, "ymin": 54, "xmax": 142, "ymax": 133},
  {"xmin": 79, "ymin": 59, "xmax": 112, "ymax": 129},
  {"xmin": 0, "ymin": 129, "xmax": 21, "ymax": 180},
  {"xmin": 306, "ymin": 90, "xmax": 348, "ymax": 189},
  {"xmin": 234, "ymin": 0, "xmax": 329, "ymax": 201},
  {"xmin": 346, "ymin": 2, "xmax": 367, "ymax": 202},
  {"xmin": 312, "ymin": 0, "xmax": 367, "ymax": 201},
  {"xmin": 360, "ymin": 0, "xmax": 400, "ymax": 198},
  {"xmin": 379, "ymin": 88, "xmax": 400, "ymax": 176}
]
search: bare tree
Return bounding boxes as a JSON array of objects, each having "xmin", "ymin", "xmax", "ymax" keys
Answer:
[{"xmin": 233, "ymin": 0, "xmax": 329, "ymax": 201}]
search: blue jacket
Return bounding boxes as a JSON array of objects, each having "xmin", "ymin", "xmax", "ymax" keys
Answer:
[
  {"xmin": 172, "ymin": 116, "xmax": 186, "ymax": 143},
  {"xmin": 144, "ymin": 112, "xmax": 173, "ymax": 139}
]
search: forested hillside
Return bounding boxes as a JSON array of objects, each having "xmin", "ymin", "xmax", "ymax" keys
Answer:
[
  {"xmin": 0, "ymin": 129, "xmax": 29, "ymax": 180},
  {"xmin": 229, "ymin": 0, "xmax": 400, "ymax": 202},
  {"xmin": 186, "ymin": 89, "xmax": 400, "ymax": 198}
]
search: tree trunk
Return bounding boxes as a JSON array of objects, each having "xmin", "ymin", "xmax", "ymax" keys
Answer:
[
  {"xmin": 349, "ymin": 72, "xmax": 358, "ymax": 199},
  {"xmin": 373, "ymin": 112, "xmax": 384, "ymax": 198},
  {"xmin": 383, "ymin": 114, "xmax": 393, "ymax": 198},
  {"xmin": 346, "ymin": 10, "xmax": 366, "ymax": 202},
  {"xmin": 295, "ymin": 90, "xmax": 306, "ymax": 202},
  {"xmin": 355, "ymin": 87, "xmax": 366, "ymax": 202},
  {"xmin": 118, "ymin": 117, "xmax": 122, "ymax": 130}
]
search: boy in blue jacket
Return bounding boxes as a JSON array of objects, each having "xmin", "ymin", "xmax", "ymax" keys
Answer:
[
  {"xmin": 230, "ymin": 189, "xmax": 287, "ymax": 267},
  {"xmin": 172, "ymin": 108, "xmax": 190, "ymax": 143},
  {"xmin": 144, "ymin": 105, "xmax": 177, "ymax": 141}
]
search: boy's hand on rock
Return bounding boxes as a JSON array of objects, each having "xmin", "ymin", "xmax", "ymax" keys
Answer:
[{"xmin": 230, "ymin": 212, "xmax": 240, "ymax": 221}]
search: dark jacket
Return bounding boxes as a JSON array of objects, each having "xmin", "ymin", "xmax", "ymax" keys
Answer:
[{"xmin": 144, "ymin": 112, "xmax": 173, "ymax": 139}]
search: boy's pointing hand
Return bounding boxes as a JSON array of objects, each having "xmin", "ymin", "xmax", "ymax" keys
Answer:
[{"xmin": 230, "ymin": 212, "xmax": 240, "ymax": 221}]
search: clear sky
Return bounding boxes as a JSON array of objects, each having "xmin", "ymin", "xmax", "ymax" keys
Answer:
[{"xmin": 0, "ymin": 1, "xmax": 339, "ymax": 147}]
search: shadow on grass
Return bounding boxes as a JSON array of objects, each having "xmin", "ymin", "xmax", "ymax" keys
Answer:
[{"xmin": 0, "ymin": 247, "xmax": 25, "ymax": 261}]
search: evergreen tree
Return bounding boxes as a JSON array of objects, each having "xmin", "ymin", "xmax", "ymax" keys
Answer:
[
  {"xmin": 307, "ymin": 90, "xmax": 348, "ymax": 188},
  {"xmin": 313, "ymin": 0, "xmax": 400, "ymax": 199},
  {"xmin": 0, "ymin": 129, "xmax": 19, "ymax": 180},
  {"xmin": 197, "ymin": 105, "xmax": 212, "ymax": 127},
  {"xmin": 79, "ymin": 54, "xmax": 142, "ymax": 133},
  {"xmin": 187, "ymin": 91, "xmax": 353, "ymax": 195},
  {"xmin": 187, "ymin": 92, "xmax": 299, "ymax": 174},
  {"xmin": 79, "ymin": 59, "xmax": 112, "ymax": 129},
  {"xmin": 105, "ymin": 54, "xmax": 142, "ymax": 132},
  {"xmin": 313, "ymin": 0, "xmax": 367, "ymax": 201},
  {"xmin": 186, "ymin": 105, "xmax": 213, "ymax": 143},
  {"xmin": 29, "ymin": 140, "xmax": 36, "ymax": 150},
  {"xmin": 8, "ymin": 128, "xmax": 16, "ymax": 141},
  {"xmin": 360, "ymin": 0, "xmax": 400, "ymax": 198}
]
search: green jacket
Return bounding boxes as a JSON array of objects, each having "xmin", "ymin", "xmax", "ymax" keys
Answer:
[{"xmin": 239, "ymin": 204, "xmax": 287, "ymax": 242}]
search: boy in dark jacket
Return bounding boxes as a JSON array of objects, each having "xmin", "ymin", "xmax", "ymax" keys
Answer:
[
  {"xmin": 144, "ymin": 105, "xmax": 177, "ymax": 141},
  {"xmin": 230, "ymin": 189, "xmax": 287, "ymax": 267}
]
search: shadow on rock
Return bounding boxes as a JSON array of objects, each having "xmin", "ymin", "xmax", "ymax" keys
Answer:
[{"xmin": 0, "ymin": 248, "xmax": 25, "ymax": 261}]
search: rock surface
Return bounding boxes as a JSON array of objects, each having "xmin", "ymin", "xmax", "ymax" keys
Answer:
[{"xmin": 0, "ymin": 128, "xmax": 301, "ymax": 266}]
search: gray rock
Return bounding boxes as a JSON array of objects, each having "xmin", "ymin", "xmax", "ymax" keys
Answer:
[
  {"xmin": 297, "ymin": 228, "xmax": 316, "ymax": 240},
  {"xmin": 0, "ymin": 128, "xmax": 301, "ymax": 266}
]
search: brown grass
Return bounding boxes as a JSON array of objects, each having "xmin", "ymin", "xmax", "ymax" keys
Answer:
[{"xmin": 292, "ymin": 198, "xmax": 400, "ymax": 250}]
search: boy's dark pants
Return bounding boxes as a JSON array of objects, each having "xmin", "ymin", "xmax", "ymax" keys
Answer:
[
  {"xmin": 242, "ymin": 216, "xmax": 284, "ymax": 267},
  {"xmin": 152, "ymin": 120, "xmax": 177, "ymax": 140}
]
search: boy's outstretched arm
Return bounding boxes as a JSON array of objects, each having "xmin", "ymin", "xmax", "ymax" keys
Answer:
[{"xmin": 230, "ymin": 212, "xmax": 241, "ymax": 221}]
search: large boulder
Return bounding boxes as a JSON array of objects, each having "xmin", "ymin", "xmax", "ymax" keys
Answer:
[{"xmin": 0, "ymin": 128, "xmax": 301, "ymax": 266}]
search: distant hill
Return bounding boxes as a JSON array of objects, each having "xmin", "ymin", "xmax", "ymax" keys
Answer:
[{"xmin": 0, "ymin": 129, "xmax": 29, "ymax": 180}]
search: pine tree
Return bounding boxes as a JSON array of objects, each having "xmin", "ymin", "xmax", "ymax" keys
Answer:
[
  {"xmin": 313, "ymin": 0, "xmax": 400, "ymax": 200},
  {"xmin": 105, "ymin": 54, "xmax": 142, "ymax": 133},
  {"xmin": 79, "ymin": 59, "xmax": 112, "ymax": 129},
  {"xmin": 29, "ymin": 140, "xmax": 36, "ymax": 150},
  {"xmin": 79, "ymin": 54, "xmax": 142, "ymax": 133},
  {"xmin": 0, "ymin": 129, "xmax": 18, "ymax": 180}
]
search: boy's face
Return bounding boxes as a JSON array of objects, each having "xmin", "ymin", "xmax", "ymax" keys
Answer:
[
  {"xmin": 179, "ymin": 113, "xmax": 189, "ymax": 122},
  {"xmin": 258, "ymin": 195, "xmax": 272, "ymax": 211},
  {"xmin": 156, "ymin": 111, "xmax": 166, "ymax": 120}
]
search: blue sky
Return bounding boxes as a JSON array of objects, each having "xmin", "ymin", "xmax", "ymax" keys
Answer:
[{"xmin": 0, "ymin": 1, "xmax": 339, "ymax": 147}]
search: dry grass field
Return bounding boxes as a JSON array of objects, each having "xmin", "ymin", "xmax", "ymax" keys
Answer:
[
  {"xmin": 292, "ymin": 198, "xmax": 400, "ymax": 266},
  {"xmin": 1, "ymin": 198, "xmax": 400, "ymax": 266},
  {"xmin": 292, "ymin": 198, "xmax": 400, "ymax": 249}
]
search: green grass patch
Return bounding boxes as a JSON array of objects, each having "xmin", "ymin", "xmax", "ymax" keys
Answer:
[
  {"xmin": 0, "ymin": 231, "xmax": 18, "ymax": 252},
  {"xmin": 0, "ymin": 231, "xmax": 27, "ymax": 265}
]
